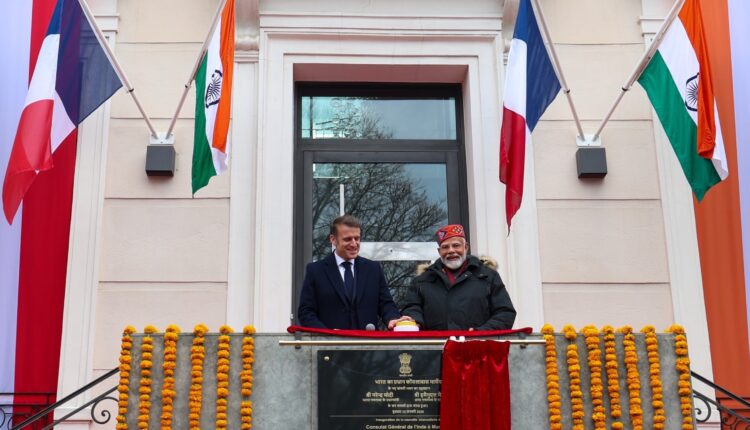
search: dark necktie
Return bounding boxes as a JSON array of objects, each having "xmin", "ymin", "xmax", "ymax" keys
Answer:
[{"xmin": 342, "ymin": 261, "xmax": 355, "ymax": 301}]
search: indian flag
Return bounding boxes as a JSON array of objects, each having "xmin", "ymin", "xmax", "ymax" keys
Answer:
[
  {"xmin": 638, "ymin": 0, "xmax": 728, "ymax": 200},
  {"xmin": 192, "ymin": 0, "xmax": 234, "ymax": 194}
]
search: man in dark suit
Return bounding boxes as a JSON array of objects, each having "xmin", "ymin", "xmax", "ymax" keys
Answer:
[{"xmin": 298, "ymin": 215, "xmax": 411, "ymax": 330}]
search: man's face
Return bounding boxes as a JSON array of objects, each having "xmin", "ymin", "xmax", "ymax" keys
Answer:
[
  {"xmin": 438, "ymin": 237, "xmax": 468, "ymax": 270},
  {"xmin": 331, "ymin": 225, "xmax": 361, "ymax": 260}
]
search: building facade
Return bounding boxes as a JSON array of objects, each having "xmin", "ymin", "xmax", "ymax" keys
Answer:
[{"xmin": 43, "ymin": 0, "xmax": 747, "ymax": 426}]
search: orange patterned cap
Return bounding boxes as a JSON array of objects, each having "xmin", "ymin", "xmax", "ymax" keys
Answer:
[{"xmin": 436, "ymin": 224, "xmax": 465, "ymax": 244}]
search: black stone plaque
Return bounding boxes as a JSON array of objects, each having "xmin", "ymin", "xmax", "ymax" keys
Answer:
[{"xmin": 318, "ymin": 350, "xmax": 442, "ymax": 430}]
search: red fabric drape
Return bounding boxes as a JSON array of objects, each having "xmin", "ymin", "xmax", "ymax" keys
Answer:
[
  {"xmin": 287, "ymin": 325, "xmax": 532, "ymax": 338},
  {"xmin": 440, "ymin": 340, "xmax": 511, "ymax": 430}
]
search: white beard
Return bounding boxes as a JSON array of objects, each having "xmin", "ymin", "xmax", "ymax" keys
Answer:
[{"xmin": 441, "ymin": 254, "xmax": 466, "ymax": 270}]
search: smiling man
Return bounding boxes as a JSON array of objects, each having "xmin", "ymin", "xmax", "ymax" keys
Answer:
[
  {"xmin": 401, "ymin": 224, "xmax": 516, "ymax": 330},
  {"xmin": 297, "ymin": 215, "xmax": 411, "ymax": 330}
]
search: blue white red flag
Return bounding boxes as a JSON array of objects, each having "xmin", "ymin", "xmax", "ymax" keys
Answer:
[
  {"xmin": 2, "ymin": 0, "xmax": 121, "ymax": 224},
  {"xmin": 0, "ymin": 0, "xmax": 121, "ymax": 412},
  {"xmin": 499, "ymin": 0, "xmax": 560, "ymax": 229}
]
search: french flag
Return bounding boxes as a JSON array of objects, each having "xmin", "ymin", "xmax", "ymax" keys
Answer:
[
  {"xmin": 499, "ymin": 0, "xmax": 560, "ymax": 230},
  {"xmin": 2, "ymin": 0, "xmax": 122, "ymax": 224}
]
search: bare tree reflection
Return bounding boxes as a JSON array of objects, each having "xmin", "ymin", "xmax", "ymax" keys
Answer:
[
  {"xmin": 313, "ymin": 163, "xmax": 446, "ymax": 307},
  {"xmin": 313, "ymin": 98, "xmax": 395, "ymax": 139},
  {"xmin": 310, "ymin": 98, "xmax": 447, "ymax": 308}
]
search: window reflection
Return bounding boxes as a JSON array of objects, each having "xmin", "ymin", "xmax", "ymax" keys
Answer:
[
  {"xmin": 301, "ymin": 97, "xmax": 457, "ymax": 140},
  {"xmin": 381, "ymin": 260, "xmax": 435, "ymax": 309},
  {"xmin": 312, "ymin": 163, "xmax": 448, "ymax": 266}
]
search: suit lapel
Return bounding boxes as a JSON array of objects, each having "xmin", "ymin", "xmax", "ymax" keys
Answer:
[
  {"xmin": 354, "ymin": 257, "xmax": 367, "ymax": 304},
  {"xmin": 324, "ymin": 254, "xmax": 349, "ymax": 305}
]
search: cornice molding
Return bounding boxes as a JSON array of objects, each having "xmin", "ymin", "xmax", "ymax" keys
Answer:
[{"xmin": 237, "ymin": 0, "xmax": 259, "ymax": 52}]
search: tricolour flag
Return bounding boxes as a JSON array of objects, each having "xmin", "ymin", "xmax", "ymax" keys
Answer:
[
  {"xmin": 1, "ymin": 0, "xmax": 121, "ymax": 412},
  {"xmin": 2, "ymin": 0, "xmax": 122, "ymax": 223},
  {"xmin": 637, "ymin": 0, "xmax": 728, "ymax": 200},
  {"xmin": 192, "ymin": 0, "xmax": 235, "ymax": 194},
  {"xmin": 499, "ymin": 0, "xmax": 560, "ymax": 230}
]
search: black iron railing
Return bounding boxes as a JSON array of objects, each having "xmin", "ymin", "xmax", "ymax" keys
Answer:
[
  {"xmin": 693, "ymin": 371, "xmax": 750, "ymax": 430},
  {"xmin": 3, "ymin": 368, "xmax": 118, "ymax": 430},
  {"xmin": 0, "ymin": 393, "xmax": 55, "ymax": 430}
]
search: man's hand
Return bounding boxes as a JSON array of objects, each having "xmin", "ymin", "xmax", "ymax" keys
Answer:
[{"xmin": 387, "ymin": 315, "xmax": 415, "ymax": 330}]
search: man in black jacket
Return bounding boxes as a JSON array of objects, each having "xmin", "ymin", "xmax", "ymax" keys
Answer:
[{"xmin": 401, "ymin": 224, "xmax": 516, "ymax": 330}]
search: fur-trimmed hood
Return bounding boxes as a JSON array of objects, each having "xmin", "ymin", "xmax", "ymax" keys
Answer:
[{"xmin": 415, "ymin": 254, "xmax": 498, "ymax": 275}]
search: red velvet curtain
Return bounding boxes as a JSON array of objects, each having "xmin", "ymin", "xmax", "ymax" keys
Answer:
[{"xmin": 440, "ymin": 340, "xmax": 511, "ymax": 430}]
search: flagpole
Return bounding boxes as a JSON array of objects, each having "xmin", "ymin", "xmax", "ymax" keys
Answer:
[
  {"xmin": 76, "ymin": 0, "xmax": 158, "ymax": 139},
  {"xmin": 529, "ymin": 0, "xmax": 585, "ymax": 139},
  {"xmin": 165, "ymin": 0, "xmax": 228, "ymax": 140},
  {"xmin": 592, "ymin": 0, "xmax": 685, "ymax": 140}
]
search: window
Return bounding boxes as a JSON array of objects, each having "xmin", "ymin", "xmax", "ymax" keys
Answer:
[{"xmin": 293, "ymin": 83, "xmax": 468, "ymax": 316}]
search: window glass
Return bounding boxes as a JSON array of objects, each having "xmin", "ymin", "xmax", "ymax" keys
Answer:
[
  {"xmin": 301, "ymin": 96, "xmax": 457, "ymax": 140},
  {"xmin": 312, "ymin": 162, "xmax": 448, "ymax": 261}
]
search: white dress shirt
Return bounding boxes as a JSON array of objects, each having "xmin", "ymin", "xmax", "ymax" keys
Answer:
[{"xmin": 334, "ymin": 252, "xmax": 356, "ymax": 282}]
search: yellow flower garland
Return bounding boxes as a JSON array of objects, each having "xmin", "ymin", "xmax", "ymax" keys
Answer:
[
  {"xmin": 582, "ymin": 326, "xmax": 606, "ymax": 429},
  {"xmin": 641, "ymin": 326, "xmax": 665, "ymax": 429},
  {"xmin": 116, "ymin": 326, "xmax": 136, "ymax": 430},
  {"xmin": 667, "ymin": 325, "xmax": 693, "ymax": 430},
  {"xmin": 160, "ymin": 324, "xmax": 179, "ymax": 430},
  {"xmin": 189, "ymin": 324, "xmax": 208, "ymax": 430},
  {"xmin": 241, "ymin": 326, "xmax": 256, "ymax": 430},
  {"xmin": 563, "ymin": 325, "xmax": 585, "ymax": 430},
  {"xmin": 138, "ymin": 325, "xmax": 158, "ymax": 430},
  {"xmin": 541, "ymin": 324, "xmax": 562, "ymax": 430},
  {"xmin": 619, "ymin": 326, "xmax": 643, "ymax": 430},
  {"xmin": 216, "ymin": 325, "xmax": 233, "ymax": 430},
  {"xmin": 602, "ymin": 325, "xmax": 623, "ymax": 430}
]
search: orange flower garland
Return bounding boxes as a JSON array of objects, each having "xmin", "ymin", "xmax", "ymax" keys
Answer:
[
  {"xmin": 241, "ymin": 326, "xmax": 256, "ymax": 429},
  {"xmin": 138, "ymin": 325, "xmax": 158, "ymax": 430},
  {"xmin": 563, "ymin": 325, "xmax": 585, "ymax": 430},
  {"xmin": 189, "ymin": 324, "xmax": 208, "ymax": 430},
  {"xmin": 216, "ymin": 325, "xmax": 233, "ymax": 430},
  {"xmin": 667, "ymin": 324, "xmax": 693, "ymax": 430},
  {"xmin": 619, "ymin": 326, "xmax": 643, "ymax": 430},
  {"xmin": 116, "ymin": 326, "xmax": 136, "ymax": 430},
  {"xmin": 642, "ymin": 326, "xmax": 665, "ymax": 429},
  {"xmin": 160, "ymin": 324, "xmax": 179, "ymax": 430},
  {"xmin": 541, "ymin": 324, "xmax": 562, "ymax": 430},
  {"xmin": 602, "ymin": 325, "xmax": 623, "ymax": 430},
  {"xmin": 582, "ymin": 325, "xmax": 606, "ymax": 429}
]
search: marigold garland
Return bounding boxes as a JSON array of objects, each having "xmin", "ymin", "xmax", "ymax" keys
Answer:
[
  {"xmin": 138, "ymin": 325, "xmax": 158, "ymax": 430},
  {"xmin": 641, "ymin": 326, "xmax": 665, "ymax": 429},
  {"xmin": 216, "ymin": 325, "xmax": 233, "ymax": 430},
  {"xmin": 189, "ymin": 324, "xmax": 208, "ymax": 430},
  {"xmin": 619, "ymin": 326, "xmax": 643, "ymax": 430},
  {"xmin": 541, "ymin": 324, "xmax": 562, "ymax": 430},
  {"xmin": 602, "ymin": 325, "xmax": 624, "ymax": 430},
  {"xmin": 667, "ymin": 324, "xmax": 693, "ymax": 430},
  {"xmin": 582, "ymin": 325, "xmax": 606, "ymax": 429},
  {"xmin": 563, "ymin": 325, "xmax": 585, "ymax": 430},
  {"xmin": 160, "ymin": 324, "xmax": 179, "ymax": 430},
  {"xmin": 241, "ymin": 325, "xmax": 256, "ymax": 429},
  {"xmin": 116, "ymin": 326, "xmax": 137, "ymax": 430}
]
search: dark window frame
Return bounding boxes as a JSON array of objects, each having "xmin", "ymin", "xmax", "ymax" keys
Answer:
[{"xmin": 292, "ymin": 83, "xmax": 469, "ymax": 321}]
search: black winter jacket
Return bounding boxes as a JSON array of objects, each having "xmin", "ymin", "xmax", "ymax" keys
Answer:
[{"xmin": 401, "ymin": 255, "xmax": 516, "ymax": 330}]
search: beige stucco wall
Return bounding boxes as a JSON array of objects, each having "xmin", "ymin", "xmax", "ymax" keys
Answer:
[
  {"xmin": 532, "ymin": 0, "xmax": 674, "ymax": 330},
  {"xmin": 94, "ymin": 0, "xmax": 230, "ymax": 374}
]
